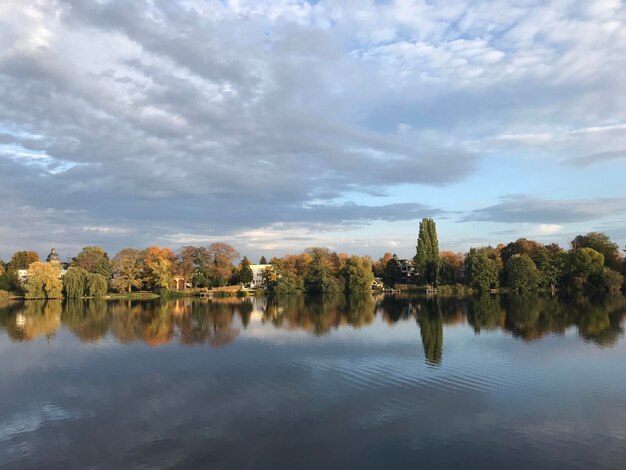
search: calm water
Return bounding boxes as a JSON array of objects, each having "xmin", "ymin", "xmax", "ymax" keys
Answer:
[{"xmin": 1, "ymin": 294, "xmax": 626, "ymax": 469}]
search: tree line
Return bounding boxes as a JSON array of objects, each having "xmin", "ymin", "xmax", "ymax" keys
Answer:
[
  {"xmin": 1, "ymin": 219, "xmax": 624, "ymax": 299},
  {"xmin": 375, "ymin": 218, "xmax": 625, "ymax": 294}
]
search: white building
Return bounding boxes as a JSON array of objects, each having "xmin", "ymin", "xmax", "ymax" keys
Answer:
[{"xmin": 248, "ymin": 264, "xmax": 273, "ymax": 288}]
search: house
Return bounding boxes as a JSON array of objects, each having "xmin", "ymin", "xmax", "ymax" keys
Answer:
[
  {"xmin": 371, "ymin": 277, "xmax": 385, "ymax": 290},
  {"xmin": 397, "ymin": 259, "xmax": 417, "ymax": 283},
  {"xmin": 248, "ymin": 264, "xmax": 273, "ymax": 288}
]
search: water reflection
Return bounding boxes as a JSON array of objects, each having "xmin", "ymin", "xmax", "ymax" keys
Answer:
[
  {"xmin": 1, "ymin": 294, "xmax": 625, "ymax": 359},
  {"xmin": 2, "ymin": 294, "xmax": 626, "ymax": 469}
]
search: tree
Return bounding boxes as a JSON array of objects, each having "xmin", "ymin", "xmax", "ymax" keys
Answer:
[
  {"xmin": 373, "ymin": 252, "xmax": 394, "ymax": 278},
  {"xmin": 571, "ymin": 232, "xmax": 623, "ymax": 271},
  {"xmin": 414, "ymin": 218, "xmax": 440, "ymax": 284},
  {"xmin": 259, "ymin": 256, "xmax": 267, "ymax": 265},
  {"xmin": 73, "ymin": 246, "xmax": 112, "ymax": 278},
  {"xmin": 112, "ymin": 248, "xmax": 143, "ymax": 293},
  {"xmin": 142, "ymin": 246, "xmax": 175, "ymax": 291},
  {"xmin": 8, "ymin": 250, "xmax": 39, "ymax": 273},
  {"xmin": 263, "ymin": 267, "xmax": 303, "ymax": 295},
  {"xmin": 206, "ymin": 242, "xmax": 239, "ymax": 287},
  {"xmin": 465, "ymin": 248, "xmax": 500, "ymax": 292},
  {"xmin": 382, "ymin": 256, "xmax": 403, "ymax": 287},
  {"xmin": 505, "ymin": 254, "xmax": 539, "ymax": 291},
  {"xmin": 564, "ymin": 247, "xmax": 605, "ymax": 291},
  {"xmin": 63, "ymin": 266, "xmax": 88, "ymax": 298},
  {"xmin": 304, "ymin": 253, "xmax": 340, "ymax": 294},
  {"xmin": 595, "ymin": 268, "xmax": 624, "ymax": 293},
  {"xmin": 439, "ymin": 251, "xmax": 464, "ymax": 285},
  {"xmin": 24, "ymin": 262, "xmax": 63, "ymax": 299},
  {"xmin": 86, "ymin": 273, "xmax": 108, "ymax": 297},
  {"xmin": 341, "ymin": 256, "xmax": 374, "ymax": 292},
  {"xmin": 500, "ymin": 238, "xmax": 543, "ymax": 265},
  {"xmin": 236, "ymin": 256, "xmax": 254, "ymax": 285}
]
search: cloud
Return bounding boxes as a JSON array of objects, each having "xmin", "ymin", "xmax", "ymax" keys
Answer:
[
  {"xmin": 567, "ymin": 150, "xmax": 626, "ymax": 167},
  {"xmin": 465, "ymin": 195, "xmax": 626, "ymax": 224},
  {"xmin": 0, "ymin": 0, "xmax": 625, "ymax": 256}
]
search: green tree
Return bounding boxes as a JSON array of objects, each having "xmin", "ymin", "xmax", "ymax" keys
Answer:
[
  {"xmin": 24, "ymin": 262, "xmax": 63, "ymax": 299},
  {"xmin": 594, "ymin": 268, "xmax": 624, "ymax": 293},
  {"xmin": 505, "ymin": 254, "xmax": 539, "ymax": 291},
  {"xmin": 112, "ymin": 248, "xmax": 143, "ymax": 293},
  {"xmin": 465, "ymin": 248, "xmax": 500, "ymax": 292},
  {"xmin": 382, "ymin": 255, "xmax": 403, "ymax": 287},
  {"xmin": 63, "ymin": 266, "xmax": 88, "ymax": 298},
  {"xmin": 414, "ymin": 218, "xmax": 440, "ymax": 284},
  {"xmin": 564, "ymin": 247, "xmax": 605, "ymax": 291},
  {"xmin": 86, "ymin": 273, "xmax": 108, "ymax": 297},
  {"xmin": 259, "ymin": 256, "xmax": 267, "ymax": 265},
  {"xmin": 73, "ymin": 246, "xmax": 111, "ymax": 278},
  {"xmin": 304, "ymin": 254, "xmax": 340, "ymax": 294},
  {"xmin": 236, "ymin": 256, "xmax": 254, "ymax": 285},
  {"xmin": 534, "ymin": 244, "xmax": 567, "ymax": 289},
  {"xmin": 571, "ymin": 232, "xmax": 623, "ymax": 271},
  {"xmin": 264, "ymin": 267, "xmax": 303, "ymax": 295},
  {"xmin": 341, "ymin": 256, "xmax": 374, "ymax": 292}
]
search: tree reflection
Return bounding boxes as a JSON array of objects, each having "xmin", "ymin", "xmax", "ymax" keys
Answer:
[
  {"xmin": 416, "ymin": 299, "xmax": 443, "ymax": 366},
  {"xmin": 0, "ymin": 294, "xmax": 624, "ymax": 360},
  {"xmin": 63, "ymin": 299, "xmax": 109, "ymax": 342}
]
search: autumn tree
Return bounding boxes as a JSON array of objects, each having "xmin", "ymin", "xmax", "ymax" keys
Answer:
[
  {"xmin": 206, "ymin": 242, "xmax": 239, "ymax": 287},
  {"xmin": 24, "ymin": 262, "xmax": 63, "ymax": 299},
  {"xmin": 414, "ymin": 218, "xmax": 440, "ymax": 284},
  {"xmin": 8, "ymin": 251, "xmax": 39, "ymax": 274},
  {"xmin": 439, "ymin": 251, "xmax": 464, "ymax": 285},
  {"xmin": 142, "ymin": 246, "xmax": 175, "ymax": 291},
  {"xmin": 373, "ymin": 253, "xmax": 393, "ymax": 278},
  {"xmin": 112, "ymin": 248, "xmax": 143, "ymax": 293},
  {"xmin": 73, "ymin": 246, "xmax": 112, "ymax": 278},
  {"xmin": 304, "ymin": 251, "xmax": 341, "ymax": 294},
  {"xmin": 63, "ymin": 266, "xmax": 88, "ymax": 298}
]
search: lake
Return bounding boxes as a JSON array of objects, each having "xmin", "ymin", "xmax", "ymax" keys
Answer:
[{"xmin": 1, "ymin": 294, "xmax": 626, "ymax": 469}]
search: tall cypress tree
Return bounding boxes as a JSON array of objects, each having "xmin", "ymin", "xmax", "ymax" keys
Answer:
[{"xmin": 414, "ymin": 218, "xmax": 440, "ymax": 284}]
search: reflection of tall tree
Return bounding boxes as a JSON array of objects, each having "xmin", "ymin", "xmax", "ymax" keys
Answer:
[
  {"xmin": 238, "ymin": 300, "xmax": 253, "ymax": 328},
  {"xmin": 417, "ymin": 300, "xmax": 443, "ymax": 366},
  {"xmin": 62, "ymin": 299, "xmax": 109, "ymax": 342}
]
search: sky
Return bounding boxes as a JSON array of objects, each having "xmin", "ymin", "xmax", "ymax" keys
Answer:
[{"xmin": 1, "ymin": 0, "xmax": 626, "ymax": 263}]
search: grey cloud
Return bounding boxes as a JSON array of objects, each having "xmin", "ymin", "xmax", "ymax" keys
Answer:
[
  {"xmin": 568, "ymin": 150, "xmax": 626, "ymax": 167},
  {"xmin": 2, "ymin": 0, "xmax": 626, "ymax": 257},
  {"xmin": 464, "ymin": 195, "xmax": 626, "ymax": 224}
]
